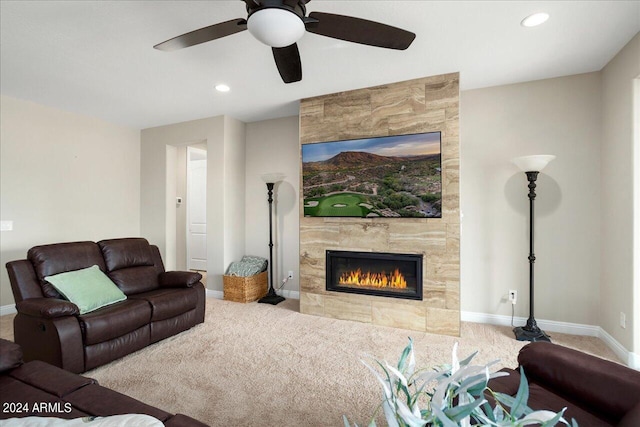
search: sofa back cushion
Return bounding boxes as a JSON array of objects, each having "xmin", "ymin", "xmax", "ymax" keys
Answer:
[
  {"xmin": 28, "ymin": 241, "xmax": 106, "ymax": 298},
  {"xmin": 98, "ymin": 238, "xmax": 160, "ymax": 295}
]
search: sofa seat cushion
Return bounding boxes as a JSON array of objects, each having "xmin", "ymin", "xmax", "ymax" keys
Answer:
[
  {"xmin": 79, "ymin": 299, "xmax": 151, "ymax": 345},
  {"xmin": 64, "ymin": 383, "xmax": 171, "ymax": 422},
  {"xmin": 9, "ymin": 360, "xmax": 94, "ymax": 397},
  {"xmin": 130, "ymin": 288, "xmax": 198, "ymax": 322},
  {"xmin": 526, "ymin": 382, "xmax": 613, "ymax": 427},
  {"xmin": 0, "ymin": 376, "xmax": 89, "ymax": 419}
]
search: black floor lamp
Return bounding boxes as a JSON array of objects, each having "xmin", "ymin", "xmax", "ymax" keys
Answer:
[
  {"xmin": 258, "ymin": 173, "xmax": 285, "ymax": 305},
  {"xmin": 511, "ymin": 155, "xmax": 555, "ymax": 342}
]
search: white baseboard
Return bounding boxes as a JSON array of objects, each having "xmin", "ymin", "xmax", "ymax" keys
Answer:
[
  {"xmin": 461, "ymin": 311, "xmax": 600, "ymax": 336},
  {"xmin": 280, "ymin": 289, "xmax": 300, "ymax": 300},
  {"xmin": 630, "ymin": 351, "xmax": 640, "ymax": 370},
  {"xmin": 0, "ymin": 304, "xmax": 17, "ymax": 316},
  {"xmin": 206, "ymin": 289, "xmax": 224, "ymax": 299},
  {"xmin": 462, "ymin": 310, "xmax": 637, "ymax": 369},
  {"xmin": 597, "ymin": 326, "xmax": 638, "ymax": 368}
]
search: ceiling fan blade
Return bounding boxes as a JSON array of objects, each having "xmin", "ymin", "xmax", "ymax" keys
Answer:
[
  {"xmin": 306, "ymin": 12, "xmax": 415, "ymax": 50},
  {"xmin": 154, "ymin": 19, "xmax": 247, "ymax": 51},
  {"xmin": 272, "ymin": 43, "xmax": 302, "ymax": 83}
]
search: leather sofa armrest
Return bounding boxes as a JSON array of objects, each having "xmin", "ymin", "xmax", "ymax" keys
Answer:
[
  {"xmin": 518, "ymin": 342, "xmax": 640, "ymax": 423},
  {"xmin": 158, "ymin": 271, "xmax": 202, "ymax": 288},
  {"xmin": 0, "ymin": 338, "xmax": 23, "ymax": 373},
  {"xmin": 17, "ymin": 298, "xmax": 79, "ymax": 318}
]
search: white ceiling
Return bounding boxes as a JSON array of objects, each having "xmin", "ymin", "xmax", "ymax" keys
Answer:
[{"xmin": 1, "ymin": 1, "xmax": 638, "ymax": 130}]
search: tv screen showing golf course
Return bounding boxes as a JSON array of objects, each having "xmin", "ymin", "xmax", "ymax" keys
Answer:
[{"xmin": 302, "ymin": 132, "xmax": 441, "ymax": 218}]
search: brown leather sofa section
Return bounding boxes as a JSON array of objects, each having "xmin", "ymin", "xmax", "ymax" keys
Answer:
[
  {"xmin": 488, "ymin": 342, "xmax": 640, "ymax": 427},
  {"xmin": 6, "ymin": 237, "xmax": 206, "ymax": 373},
  {"xmin": 0, "ymin": 339, "xmax": 208, "ymax": 426}
]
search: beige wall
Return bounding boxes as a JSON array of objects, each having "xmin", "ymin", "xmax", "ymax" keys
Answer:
[
  {"xmin": 140, "ymin": 116, "xmax": 245, "ymax": 291},
  {"xmin": 460, "ymin": 73, "xmax": 602, "ymax": 325},
  {"xmin": 601, "ymin": 33, "xmax": 640, "ymax": 352},
  {"xmin": 245, "ymin": 116, "xmax": 300, "ymax": 292},
  {"xmin": 223, "ymin": 116, "xmax": 247, "ymax": 271},
  {"xmin": 0, "ymin": 95, "xmax": 140, "ymax": 306}
]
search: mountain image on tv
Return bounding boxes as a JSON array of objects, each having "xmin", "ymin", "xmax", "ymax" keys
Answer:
[{"xmin": 302, "ymin": 132, "xmax": 442, "ymax": 218}]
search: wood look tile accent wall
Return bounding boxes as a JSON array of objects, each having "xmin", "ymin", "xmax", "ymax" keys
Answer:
[{"xmin": 299, "ymin": 74, "xmax": 460, "ymax": 336}]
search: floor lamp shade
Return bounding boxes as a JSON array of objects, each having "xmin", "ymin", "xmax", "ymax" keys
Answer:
[
  {"xmin": 258, "ymin": 173, "xmax": 285, "ymax": 305},
  {"xmin": 512, "ymin": 155, "xmax": 555, "ymax": 172},
  {"xmin": 261, "ymin": 172, "xmax": 286, "ymax": 184},
  {"xmin": 511, "ymin": 155, "xmax": 555, "ymax": 342}
]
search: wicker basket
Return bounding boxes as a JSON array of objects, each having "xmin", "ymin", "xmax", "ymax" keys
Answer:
[{"xmin": 223, "ymin": 271, "xmax": 268, "ymax": 303}]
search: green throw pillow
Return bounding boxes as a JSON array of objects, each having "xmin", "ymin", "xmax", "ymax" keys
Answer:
[{"xmin": 45, "ymin": 265, "xmax": 127, "ymax": 314}]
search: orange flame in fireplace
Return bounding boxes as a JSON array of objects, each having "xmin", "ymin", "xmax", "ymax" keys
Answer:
[{"xmin": 338, "ymin": 268, "xmax": 407, "ymax": 289}]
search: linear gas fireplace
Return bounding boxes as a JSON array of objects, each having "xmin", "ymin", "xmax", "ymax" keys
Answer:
[{"xmin": 326, "ymin": 250, "xmax": 423, "ymax": 300}]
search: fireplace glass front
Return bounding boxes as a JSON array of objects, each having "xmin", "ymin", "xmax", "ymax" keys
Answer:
[{"xmin": 326, "ymin": 250, "xmax": 423, "ymax": 300}]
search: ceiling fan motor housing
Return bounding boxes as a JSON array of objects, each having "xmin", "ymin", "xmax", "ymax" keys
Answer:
[{"xmin": 245, "ymin": 0, "xmax": 308, "ymax": 47}]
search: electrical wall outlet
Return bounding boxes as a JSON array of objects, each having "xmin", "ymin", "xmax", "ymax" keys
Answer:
[
  {"xmin": 620, "ymin": 312, "xmax": 626, "ymax": 329},
  {"xmin": 287, "ymin": 270, "xmax": 294, "ymax": 279},
  {"xmin": 508, "ymin": 290, "xmax": 517, "ymax": 305}
]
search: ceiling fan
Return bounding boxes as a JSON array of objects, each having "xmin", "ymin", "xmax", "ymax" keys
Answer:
[{"xmin": 154, "ymin": 0, "xmax": 416, "ymax": 84}]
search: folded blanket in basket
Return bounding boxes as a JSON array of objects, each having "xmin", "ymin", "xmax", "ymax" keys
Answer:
[{"xmin": 226, "ymin": 255, "xmax": 268, "ymax": 277}]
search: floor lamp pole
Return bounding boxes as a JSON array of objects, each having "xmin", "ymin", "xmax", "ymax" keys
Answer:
[
  {"xmin": 259, "ymin": 181, "xmax": 285, "ymax": 305},
  {"xmin": 513, "ymin": 171, "xmax": 550, "ymax": 342}
]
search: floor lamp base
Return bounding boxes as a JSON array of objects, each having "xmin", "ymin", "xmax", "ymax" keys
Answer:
[
  {"xmin": 258, "ymin": 293, "xmax": 285, "ymax": 305},
  {"xmin": 513, "ymin": 325, "xmax": 551, "ymax": 342}
]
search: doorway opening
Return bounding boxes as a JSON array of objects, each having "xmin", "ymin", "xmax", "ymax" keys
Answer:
[{"xmin": 187, "ymin": 146, "xmax": 207, "ymax": 272}]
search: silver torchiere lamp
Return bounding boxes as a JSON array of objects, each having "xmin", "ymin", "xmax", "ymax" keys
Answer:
[
  {"xmin": 258, "ymin": 173, "xmax": 286, "ymax": 305},
  {"xmin": 511, "ymin": 155, "xmax": 555, "ymax": 342}
]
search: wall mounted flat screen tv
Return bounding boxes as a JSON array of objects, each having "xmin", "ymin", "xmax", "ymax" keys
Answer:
[{"xmin": 302, "ymin": 131, "xmax": 441, "ymax": 218}]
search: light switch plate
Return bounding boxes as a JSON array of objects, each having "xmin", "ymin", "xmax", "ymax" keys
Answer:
[{"xmin": 0, "ymin": 221, "xmax": 13, "ymax": 231}]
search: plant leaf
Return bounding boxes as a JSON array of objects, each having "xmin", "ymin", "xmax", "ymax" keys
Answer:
[
  {"xmin": 432, "ymin": 404, "xmax": 459, "ymax": 427},
  {"xmin": 397, "ymin": 338, "xmax": 412, "ymax": 373},
  {"xmin": 361, "ymin": 360, "xmax": 393, "ymax": 400},
  {"xmin": 382, "ymin": 397, "xmax": 400, "ymax": 427},
  {"xmin": 385, "ymin": 361, "xmax": 409, "ymax": 389},
  {"xmin": 342, "ymin": 414, "xmax": 351, "ymax": 427},
  {"xmin": 444, "ymin": 397, "xmax": 486, "ymax": 421},
  {"xmin": 415, "ymin": 369, "xmax": 448, "ymax": 384},
  {"xmin": 458, "ymin": 350, "xmax": 479, "ymax": 367},
  {"xmin": 520, "ymin": 409, "xmax": 568, "ymax": 426},
  {"xmin": 510, "ymin": 366, "xmax": 530, "ymax": 419},
  {"xmin": 407, "ymin": 338, "xmax": 416, "ymax": 378},
  {"xmin": 396, "ymin": 399, "xmax": 428, "ymax": 427},
  {"xmin": 451, "ymin": 342, "xmax": 460, "ymax": 374}
]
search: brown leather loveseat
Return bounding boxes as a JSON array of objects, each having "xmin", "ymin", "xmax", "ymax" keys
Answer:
[
  {"xmin": 6, "ymin": 237, "xmax": 206, "ymax": 373},
  {"xmin": 488, "ymin": 342, "xmax": 640, "ymax": 427},
  {"xmin": 0, "ymin": 338, "xmax": 208, "ymax": 426}
]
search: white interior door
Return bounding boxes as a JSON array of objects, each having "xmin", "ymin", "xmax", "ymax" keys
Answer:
[{"xmin": 187, "ymin": 147, "xmax": 207, "ymax": 271}]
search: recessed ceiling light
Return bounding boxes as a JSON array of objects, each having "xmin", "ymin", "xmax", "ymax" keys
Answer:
[
  {"xmin": 521, "ymin": 12, "xmax": 549, "ymax": 27},
  {"xmin": 215, "ymin": 84, "xmax": 230, "ymax": 93}
]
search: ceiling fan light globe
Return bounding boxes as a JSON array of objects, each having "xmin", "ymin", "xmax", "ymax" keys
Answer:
[{"xmin": 247, "ymin": 8, "xmax": 305, "ymax": 48}]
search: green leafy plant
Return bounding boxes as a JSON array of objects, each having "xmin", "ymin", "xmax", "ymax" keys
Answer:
[{"xmin": 345, "ymin": 339, "xmax": 577, "ymax": 427}]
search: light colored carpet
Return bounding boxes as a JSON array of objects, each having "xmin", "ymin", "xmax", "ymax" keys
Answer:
[{"xmin": 0, "ymin": 298, "xmax": 621, "ymax": 426}]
